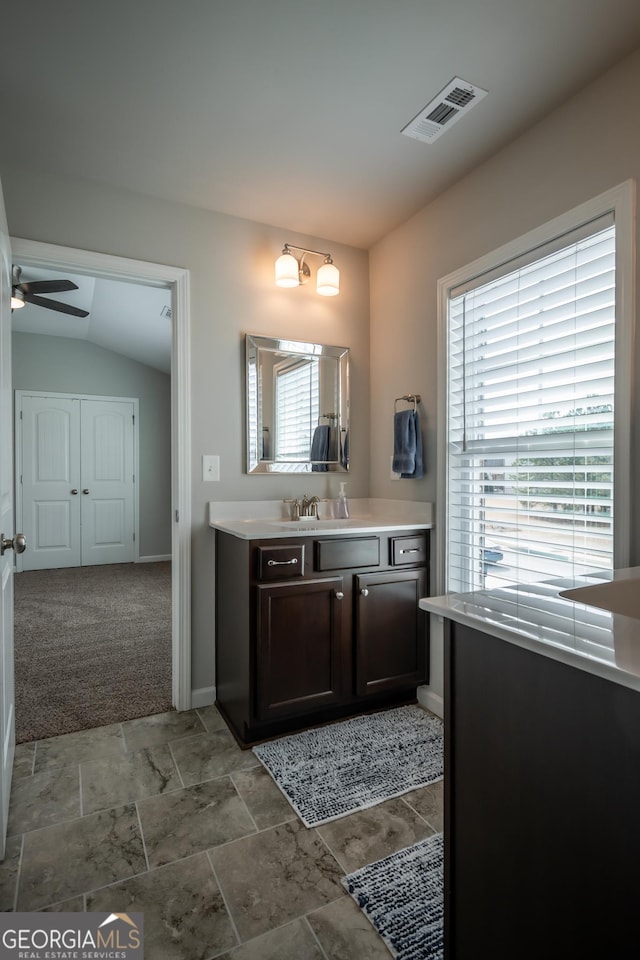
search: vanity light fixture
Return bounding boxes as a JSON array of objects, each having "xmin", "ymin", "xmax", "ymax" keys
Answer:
[{"xmin": 275, "ymin": 243, "xmax": 340, "ymax": 296}]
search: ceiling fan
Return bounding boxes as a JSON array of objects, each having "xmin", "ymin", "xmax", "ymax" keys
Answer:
[{"xmin": 11, "ymin": 265, "xmax": 89, "ymax": 318}]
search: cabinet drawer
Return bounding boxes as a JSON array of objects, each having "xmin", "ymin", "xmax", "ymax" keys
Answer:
[
  {"xmin": 391, "ymin": 534, "xmax": 428, "ymax": 566},
  {"xmin": 256, "ymin": 544, "xmax": 305, "ymax": 580},
  {"xmin": 315, "ymin": 537, "xmax": 380, "ymax": 571}
]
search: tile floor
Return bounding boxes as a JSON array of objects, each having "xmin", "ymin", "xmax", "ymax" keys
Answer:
[{"xmin": 0, "ymin": 706, "xmax": 443, "ymax": 960}]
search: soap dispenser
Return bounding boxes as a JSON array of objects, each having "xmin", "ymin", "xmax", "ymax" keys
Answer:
[{"xmin": 336, "ymin": 481, "xmax": 350, "ymax": 519}]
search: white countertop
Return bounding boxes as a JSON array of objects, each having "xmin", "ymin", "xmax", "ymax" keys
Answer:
[
  {"xmin": 209, "ymin": 498, "xmax": 433, "ymax": 540},
  {"xmin": 420, "ymin": 568, "xmax": 640, "ymax": 693}
]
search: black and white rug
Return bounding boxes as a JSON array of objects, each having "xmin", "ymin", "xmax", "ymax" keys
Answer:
[
  {"xmin": 343, "ymin": 833, "xmax": 444, "ymax": 960},
  {"xmin": 252, "ymin": 704, "xmax": 444, "ymax": 827}
]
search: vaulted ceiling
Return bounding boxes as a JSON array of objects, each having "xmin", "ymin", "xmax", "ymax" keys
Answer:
[{"xmin": 3, "ymin": 0, "xmax": 640, "ymax": 250}]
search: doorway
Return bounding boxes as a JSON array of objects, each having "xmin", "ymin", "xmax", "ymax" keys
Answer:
[{"xmin": 10, "ymin": 237, "xmax": 191, "ymax": 719}]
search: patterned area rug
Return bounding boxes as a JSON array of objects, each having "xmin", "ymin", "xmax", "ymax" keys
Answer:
[
  {"xmin": 343, "ymin": 833, "xmax": 444, "ymax": 960},
  {"xmin": 253, "ymin": 704, "xmax": 443, "ymax": 827}
]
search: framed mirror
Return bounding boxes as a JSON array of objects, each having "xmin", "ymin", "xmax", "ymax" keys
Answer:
[{"xmin": 246, "ymin": 334, "xmax": 350, "ymax": 474}]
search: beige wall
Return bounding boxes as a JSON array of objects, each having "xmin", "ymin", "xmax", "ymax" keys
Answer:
[
  {"xmin": 369, "ymin": 45, "xmax": 640, "ymax": 702},
  {"xmin": 1, "ymin": 168, "xmax": 370, "ymax": 696}
]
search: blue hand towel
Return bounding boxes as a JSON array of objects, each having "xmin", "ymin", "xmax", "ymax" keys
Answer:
[
  {"xmin": 311, "ymin": 424, "xmax": 330, "ymax": 472},
  {"xmin": 393, "ymin": 410, "xmax": 425, "ymax": 479}
]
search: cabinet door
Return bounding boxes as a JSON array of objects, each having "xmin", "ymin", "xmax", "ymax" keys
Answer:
[
  {"xmin": 256, "ymin": 576, "xmax": 345, "ymax": 720},
  {"xmin": 355, "ymin": 569, "xmax": 428, "ymax": 696}
]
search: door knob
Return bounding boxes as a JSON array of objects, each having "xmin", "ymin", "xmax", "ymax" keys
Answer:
[
  {"xmin": 71, "ymin": 489, "xmax": 78, "ymax": 495},
  {"xmin": 360, "ymin": 587, "xmax": 369, "ymax": 597},
  {"xmin": 82, "ymin": 489, "xmax": 90, "ymax": 494},
  {"xmin": 335, "ymin": 591, "xmax": 344, "ymax": 600},
  {"xmin": 1, "ymin": 533, "xmax": 27, "ymax": 556}
]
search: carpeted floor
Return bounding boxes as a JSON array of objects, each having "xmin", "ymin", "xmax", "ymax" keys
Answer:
[{"xmin": 14, "ymin": 562, "xmax": 172, "ymax": 743}]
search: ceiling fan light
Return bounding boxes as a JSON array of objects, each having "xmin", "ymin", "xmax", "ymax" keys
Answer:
[
  {"xmin": 275, "ymin": 251, "xmax": 300, "ymax": 288},
  {"xmin": 11, "ymin": 289, "xmax": 25, "ymax": 310},
  {"xmin": 316, "ymin": 258, "xmax": 340, "ymax": 297}
]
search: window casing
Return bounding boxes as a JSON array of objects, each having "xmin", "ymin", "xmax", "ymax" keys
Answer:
[{"xmin": 437, "ymin": 184, "xmax": 634, "ymax": 594}]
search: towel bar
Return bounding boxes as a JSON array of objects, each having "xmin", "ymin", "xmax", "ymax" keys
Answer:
[{"xmin": 394, "ymin": 393, "xmax": 421, "ymax": 413}]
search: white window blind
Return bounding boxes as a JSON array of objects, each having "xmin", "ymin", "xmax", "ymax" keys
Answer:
[
  {"xmin": 447, "ymin": 216, "xmax": 616, "ymax": 593},
  {"xmin": 274, "ymin": 358, "xmax": 319, "ymax": 461}
]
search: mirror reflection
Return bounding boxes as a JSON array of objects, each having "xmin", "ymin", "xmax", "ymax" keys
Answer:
[{"xmin": 246, "ymin": 334, "xmax": 349, "ymax": 474}]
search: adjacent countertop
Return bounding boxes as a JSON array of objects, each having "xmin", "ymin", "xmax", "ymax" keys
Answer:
[
  {"xmin": 209, "ymin": 498, "xmax": 433, "ymax": 540},
  {"xmin": 420, "ymin": 567, "xmax": 640, "ymax": 693}
]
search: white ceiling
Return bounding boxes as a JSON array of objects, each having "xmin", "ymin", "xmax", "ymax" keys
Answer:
[
  {"xmin": 12, "ymin": 266, "xmax": 172, "ymax": 374},
  {"xmin": 2, "ymin": 1, "xmax": 640, "ymax": 249}
]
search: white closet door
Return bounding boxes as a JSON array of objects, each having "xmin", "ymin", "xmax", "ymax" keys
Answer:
[
  {"xmin": 20, "ymin": 395, "xmax": 82, "ymax": 571},
  {"xmin": 80, "ymin": 399, "xmax": 135, "ymax": 565}
]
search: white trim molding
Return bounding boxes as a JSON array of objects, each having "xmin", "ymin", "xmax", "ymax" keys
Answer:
[
  {"xmin": 417, "ymin": 686, "xmax": 444, "ymax": 720},
  {"xmin": 137, "ymin": 554, "xmax": 172, "ymax": 563},
  {"xmin": 10, "ymin": 237, "xmax": 192, "ymax": 711},
  {"xmin": 191, "ymin": 686, "xmax": 216, "ymax": 709},
  {"xmin": 436, "ymin": 180, "xmax": 636, "ymax": 595}
]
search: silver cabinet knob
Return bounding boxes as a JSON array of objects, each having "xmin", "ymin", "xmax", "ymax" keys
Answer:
[
  {"xmin": 71, "ymin": 489, "xmax": 78, "ymax": 495},
  {"xmin": 335, "ymin": 591, "xmax": 344, "ymax": 600},
  {"xmin": 1, "ymin": 533, "xmax": 26, "ymax": 556},
  {"xmin": 360, "ymin": 587, "xmax": 369, "ymax": 597},
  {"xmin": 82, "ymin": 489, "xmax": 90, "ymax": 494}
]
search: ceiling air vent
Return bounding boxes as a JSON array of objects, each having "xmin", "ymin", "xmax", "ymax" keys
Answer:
[{"xmin": 401, "ymin": 77, "xmax": 487, "ymax": 144}]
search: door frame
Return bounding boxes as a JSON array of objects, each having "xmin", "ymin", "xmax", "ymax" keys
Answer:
[
  {"xmin": 10, "ymin": 237, "xmax": 192, "ymax": 711},
  {"xmin": 15, "ymin": 391, "xmax": 141, "ymax": 570}
]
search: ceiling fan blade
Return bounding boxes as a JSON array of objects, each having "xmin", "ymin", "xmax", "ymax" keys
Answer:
[
  {"xmin": 20, "ymin": 279, "xmax": 78, "ymax": 295},
  {"xmin": 23, "ymin": 293, "xmax": 89, "ymax": 318}
]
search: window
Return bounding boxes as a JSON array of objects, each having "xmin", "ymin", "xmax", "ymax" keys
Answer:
[
  {"xmin": 274, "ymin": 357, "xmax": 319, "ymax": 461},
  {"xmin": 438, "ymin": 185, "xmax": 634, "ymax": 594}
]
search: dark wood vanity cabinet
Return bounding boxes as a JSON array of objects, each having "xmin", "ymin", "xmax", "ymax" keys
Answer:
[{"xmin": 215, "ymin": 529, "xmax": 430, "ymax": 745}]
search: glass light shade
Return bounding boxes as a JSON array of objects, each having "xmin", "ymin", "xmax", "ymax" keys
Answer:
[
  {"xmin": 316, "ymin": 260, "xmax": 340, "ymax": 296},
  {"xmin": 275, "ymin": 252, "xmax": 300, "ymax": 288},
  {"xmin": 10, "ymin": 291, "xmax": 25, "ymax": 310}
]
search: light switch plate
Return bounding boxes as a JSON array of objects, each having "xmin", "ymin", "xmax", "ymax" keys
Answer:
[{"xmin": 202, "ymin": 454, "xmax": 220, "ymax": 482}]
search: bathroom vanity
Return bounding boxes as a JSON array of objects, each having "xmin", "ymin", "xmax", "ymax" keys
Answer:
[
  {"xmin": 210, "ymin": 500, "xmax": 433, "ymax": 745},
  {"xmin": 421, "ymin": 571, "xmax": 640, "ymax": 958}
]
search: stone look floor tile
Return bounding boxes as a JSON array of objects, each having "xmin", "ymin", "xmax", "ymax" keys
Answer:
[
  {"xmin": 403, "ymin": 779, "xmax": 444, "ymax": 832},
  {"xmin": 18, "ymin": 803, "xmax": 147, "ymax": 910},
  {"xmin": 308, "ymin": 896, "xmax": 392, "ymax": 960},
  {"xmin": 210, "ymin": 819, "xmax": 345, "ymax": 942},
  {"xmin": 138, "ymin": 777, "xmax": 256, "ymax": 868},
  {"xmin": 81, "ymin": 744, "xmax": 181, "ymax": 814},
  {"xmin": 12, "ymin": 743, "xmax": 35, "ymax": 782},
  {"xmin": 87, "ymin": 853, "xmax": 237, "ymax": 960},
  {"xmin": 0, "ymin": 835, "xmax": 22, "ymax": 911},
  {"xmin": 43, "ymin": 897, "xmax": 85, "ymax": 912},
  {"xmin": 34, "ymin": 723, "xmax": 125, "ymax": 772},
  {"xmin": 196, "ymin": 704, "xmax": 228, "ymax": 733},
  {"xmin": 169, "ymin": 729, "xmax": 260, "ymax": 786},
  {"xmin": 121, "ymin": 710, "xmax": 206, "ymax": 751},
  {"xmin": 217, "ymin": 918, "xmax": 324, "ymax": 960},
  {"xmin": 317, "ymin": 797, "xmax": 434, "ymax": 873},
  {"xmin": 230, "ymin": 767, "xmax": 296, "ymax": 830},
  {"xmin": 8, "ymin": 765, "xmax": 81, "ymax": 836}
]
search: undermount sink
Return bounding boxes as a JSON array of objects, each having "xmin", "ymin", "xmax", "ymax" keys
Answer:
[
  {"xmin": 559, "ymin": 576, "xmax": 640, "ymax": 619},
  {"xmin": 269, "ymin": 518, "xmax": 359, "ymax": 529}
]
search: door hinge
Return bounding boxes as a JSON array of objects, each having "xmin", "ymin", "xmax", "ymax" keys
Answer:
[
  {"xmin": 175, "ymin": 510, "xmax": 179, "ymax": 522},
  {"xmin": 133, "ymin": 532, "xmax": 136, "ymax": 542},
  {"xmin": 19, "ymin": 410, "xmax": 23, "ymax": 419},
  {"xmin": 132, "ymin": 414, "xmax": 135, "ymax": 424}
]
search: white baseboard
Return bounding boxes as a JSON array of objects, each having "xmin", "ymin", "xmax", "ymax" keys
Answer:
[
  {"xmin": 417, "ymin": 686, "xmax": 444, "ymax": 719},
  {"xmin": 137, "ymin": 554, "xmax": 172, "ymax": 563},
  {"xmin": 191, "ymin": 686, "xmax": 216, "ymax": 709}
]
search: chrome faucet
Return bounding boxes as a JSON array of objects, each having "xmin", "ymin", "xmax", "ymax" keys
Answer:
[
  {"xmin": 302, "ymin": 495, "xmax": 320, "ymax": 518},
  {"xmin": 283, "ymin": 494, "xmax": 321, "ymax": 520}
]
